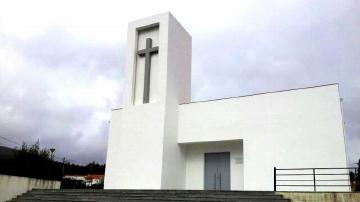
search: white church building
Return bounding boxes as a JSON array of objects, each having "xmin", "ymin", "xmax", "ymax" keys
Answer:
[{"xmin": 105, "ymin": 12, "xmax": 348, "ymax": 191}]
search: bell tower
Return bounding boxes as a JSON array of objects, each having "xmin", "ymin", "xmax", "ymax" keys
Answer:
[{"xmin": 105, "ymin": 12, "xmax": 192, "ymax": 189}]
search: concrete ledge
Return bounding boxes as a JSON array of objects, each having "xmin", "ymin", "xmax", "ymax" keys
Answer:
[
  {"xmin": 0, "ymin": 174, "xmax": 60, "ymax": 202},
  {"xmin": 278, "ymin": 192, "xmax": 360, "ymax": 202}
]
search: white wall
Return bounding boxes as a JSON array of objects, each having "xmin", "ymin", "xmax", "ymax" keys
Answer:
[
  {"xmin": 104, "ymin": 104, "xmax": 166, "ymax": 189},
  {"xmin": 105, "ymin": 12, "xmax": 191, "ymax": 189},
  {"xmin": 105, "ymin": 13, "xmax": 169, "ymax": 189},
  {"xmin": 178, "ymin": 84, "xmax": 348, "ymax": 191},
  {"xmin": 160, "ymin": 13, "xmax": 191, "ymax": 189},
  {"xmin": 184, "ymin": 141, "xmax": 243, "ymax": 190},
  {"xmin": 0, "ymin": 174, "xmax": 60, "ymax": 202}
]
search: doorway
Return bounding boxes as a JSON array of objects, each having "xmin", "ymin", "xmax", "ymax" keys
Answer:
[{"xmin": 204, "ymin": 152, "xmax": 230, "ymax": 190}]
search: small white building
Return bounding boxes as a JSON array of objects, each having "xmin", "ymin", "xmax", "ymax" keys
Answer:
[
  {"xmin": 104, "ymin": 12, "xmax": 348, "ymax": 191},
  {"xmin": 63, "ymin": 175, "xmax": 86, "ymax": 181},
  {"xmin": 63, "ymin": 174, "xmax": 104, "ymax": 187}
]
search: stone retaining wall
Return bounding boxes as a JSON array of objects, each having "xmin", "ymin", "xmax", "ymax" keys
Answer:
[
  {"xmin": 279, "ymin": 192, "xmax": 360, "ymax": 202},
  {"xmin": 0, "ymin": 174, "xmax": 60, "ymax": 202}
]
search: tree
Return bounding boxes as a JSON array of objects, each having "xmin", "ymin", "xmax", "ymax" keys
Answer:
[{"xmin": 28, "ymin": 140, "xmax": 40, "ymax": 155}]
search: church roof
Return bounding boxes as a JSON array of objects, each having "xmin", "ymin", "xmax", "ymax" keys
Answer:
[
  {"xmin": 112, "ymin": 83, "xmax": 339, "ymax": 110},
  {"xmin": 180, "ymin": 83, "xmax": 339, "ymax": 105}
]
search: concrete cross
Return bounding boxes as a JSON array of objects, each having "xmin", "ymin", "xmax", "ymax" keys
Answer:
[{"xmin": 137, "ymin": 38, "xmax": 159, "ymax": 103}]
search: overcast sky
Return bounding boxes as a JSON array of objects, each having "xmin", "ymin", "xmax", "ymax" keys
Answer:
[{"xmin": 0, "ymin": 0, "xmax": 359, "ymax": 165}]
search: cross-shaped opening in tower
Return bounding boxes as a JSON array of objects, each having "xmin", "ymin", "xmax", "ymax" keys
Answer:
[{"xmin": 137, "ymin": 38, "xmax": 159, "ymax": 104}]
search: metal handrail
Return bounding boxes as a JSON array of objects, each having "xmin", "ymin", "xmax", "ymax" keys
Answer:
[{"xmin": 274, "ymin": 167, "xmax": 359, "ymax": 192}]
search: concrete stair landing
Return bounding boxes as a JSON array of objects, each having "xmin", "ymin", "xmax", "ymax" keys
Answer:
[{"xmin": 10, "ymin": 189, "xmax": 290, "ymax": 202}]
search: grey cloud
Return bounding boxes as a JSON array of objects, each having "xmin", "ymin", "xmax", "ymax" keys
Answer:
[
  {"xmin": 0, "ymin": 30, "xmax": 124, "ymax": 164},
  {"xmin": 0, "ymin": 1, "xmax": 359, "ymax": 166},
  {"xmin": 191, "ymin": 2, "xmax": 360, "ymax": 165}
]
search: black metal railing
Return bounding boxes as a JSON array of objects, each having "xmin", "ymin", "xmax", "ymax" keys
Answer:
[{"xmin": 274, "ymin": 167, "xmax": 359, "ymax": 192}]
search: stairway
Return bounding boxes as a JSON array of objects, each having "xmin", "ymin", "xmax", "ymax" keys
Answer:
[{"xmin": 10, "ymin": 189, "xmax": 290, "ymax": 202}]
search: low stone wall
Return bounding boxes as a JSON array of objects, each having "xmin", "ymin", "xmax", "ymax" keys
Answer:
[
  {"xmin": 279, "ymin": 192, "xmax": 360, "ymax": 202},
  {"xmin": 0, "ymin": 174, "xmax": 60, "ymax": 202}
]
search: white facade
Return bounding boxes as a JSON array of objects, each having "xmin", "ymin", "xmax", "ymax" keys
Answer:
[
  {"xmin": 105, "ymin": 12, "xmax": 348, "ymax": 191},
  {"xmin": 105, "ymin": 12, "xmax": 191, "ymax": 190},
  {"xmin": 179, "ymin": 84, "xmax": 348, "ymax": 191}
]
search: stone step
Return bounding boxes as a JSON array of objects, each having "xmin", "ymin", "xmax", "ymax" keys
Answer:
[
  {"xmin": 23, "ymin": 192, "xmax": 283, "ymax": 199},
  {"xmin": 24, "ymin": 191, "xmax": 283, "ymax": 198},
  {"xmin": 13, "ymin": 196, "xmax": 290, "ymax": 202},
  {"xmin": 30, "ymin": 189, "xmax": 276, "ymax": 195},
  {"xmin": 11, "ymin": 190, "xmax": 290, "ymax": 202},
  {"xmin": 20, "ymin": 194, "xmax": 284, "ymax": 200},
  {"xmin": 14, "ymin": 200, "xmax": 288, "ymax": 202},
  {"xmin": 13, "ymin": 198, "xmax": 290, "ymax": 202}
]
